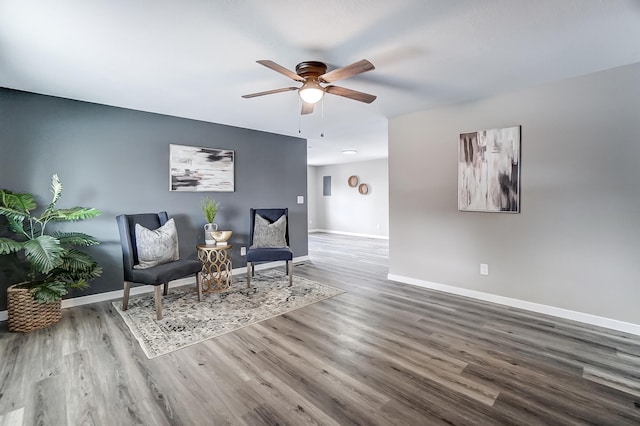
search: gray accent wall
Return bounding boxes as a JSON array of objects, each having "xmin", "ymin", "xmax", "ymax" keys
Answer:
[
  {"xmin": 0, "ymin": 88, "xmax": 308, "ymax": 311},
  {"xmin": 309, "ymin": 159, "xmax": 389, "ymax": 237},
  {"xmin": 389, "ymin": 62, "xmax": 640, "ymax": 325}
]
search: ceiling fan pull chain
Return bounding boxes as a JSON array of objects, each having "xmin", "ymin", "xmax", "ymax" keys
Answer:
[
  {"xmin": 298, "ymin": 98, "xmax": 302, "ymax": 134},
  {"xmin": 320, "ymin": 97, "xmax": 325, "ymax": 138}
]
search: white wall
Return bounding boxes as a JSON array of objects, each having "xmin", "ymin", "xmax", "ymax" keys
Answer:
[
  {"xmin": 307, "ymin": 165, "xmax": 319, "ymax": 231},
  {"xmin": 389, "ymin": 62, "xmax": 640, "ymax": 326},
  {"xmin": 308, "ymin": 159, "xmax": 389, "ymax": 238}
]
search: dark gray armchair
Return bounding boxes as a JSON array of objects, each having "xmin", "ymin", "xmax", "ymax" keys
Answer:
[
  {"xmin": 116, "ymin": 212, "xmax": 202, "ymax": 320},
  {"xmin": 246, "ymin": 208, "xmax": 293, "ymax": 288}
]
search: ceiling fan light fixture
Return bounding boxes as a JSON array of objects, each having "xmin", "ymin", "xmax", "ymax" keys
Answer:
[{"xmin": 298, "ymin": 80, "xmax": 325, "ymax": 104}]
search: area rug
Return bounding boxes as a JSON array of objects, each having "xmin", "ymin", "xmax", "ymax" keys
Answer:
[{"xmin": 113, "ymin": 270, "xmax": 344, "ymax": 359}]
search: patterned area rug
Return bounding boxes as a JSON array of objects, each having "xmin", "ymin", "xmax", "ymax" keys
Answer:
[{"xmin": 113, "ymin": 270, "xmax": 344, "ymax": 359}]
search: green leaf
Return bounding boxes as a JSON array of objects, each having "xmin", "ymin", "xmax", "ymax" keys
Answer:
[
  {"xmin": 59, "ymin": 249, "xmax": 100, "ymax": 274},
  {"xmin": 0, "ymin": 190, "xmax": 36, "ymax": 213},
  {"xmin": 23, "ymin": 235, "xmax": 65, "ymax": 274},
  {"xmin": 53, "ymin": 232, "xmax": 100, "ymax": 247},
  {"xmin": 0, "ymin": 205, "xmax": 29, "ymax": 222},
  {"xmin": 7, "ymin": 216, "xmax": 26, "ymax": 236},
  {"xmin": 42, "ymin": 207, "xmax": 101, "ymax": 222},
  {"xmin": 49, "ymin": 174, "xmax": 63, "ymax": 207},
  {"xmin": 32, "ymin": 281, "xmax": 68, "ymax": 303},
  {"xmin": 0, "ymin": 237, "xmax": 24, "ymax": 255},
  {"xmin": 67, "ymin": 278, "xmax": 90, "ymax": 290}
]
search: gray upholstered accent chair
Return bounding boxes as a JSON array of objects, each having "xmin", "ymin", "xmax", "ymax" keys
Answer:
[
  {"xmin": 116, "ymin": 212, "xmax": 202, "ymax": 320},
  {"xmin": 246, "ymin": 208, "xmax": 293, "ymax": 288}
]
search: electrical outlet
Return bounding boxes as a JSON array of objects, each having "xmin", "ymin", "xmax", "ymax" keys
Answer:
[
  {"xmin": 480, "ymin": 263, "xmax": 489, "ymax": 275},
  {"xmin": 240, "ymin": 246, "xmax": 246, "ymax": 256},
  {"xmin": 297, "ymin": 195, "xmax": 304, "ymax": 204}
]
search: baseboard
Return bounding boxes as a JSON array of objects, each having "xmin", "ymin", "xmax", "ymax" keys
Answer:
[
  {"xmin": 309, "ymin": 229, "xmax": 389, "ymax": 240},
  {"xmin": 0, "ymin": 256, "xmax": 311, "ymax": 322},
  {"xmin": 388, "ymin": 273, "xmax": 640, "ymax": 336}
]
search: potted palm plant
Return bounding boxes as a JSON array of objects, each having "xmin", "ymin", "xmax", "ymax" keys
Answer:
[{"xmin": 0, "ymin": 174, "xmax": 102, "ymax": 332}]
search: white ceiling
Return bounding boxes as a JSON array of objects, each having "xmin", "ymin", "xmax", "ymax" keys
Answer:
[{"xmin": 1, "ymin": 0, "xmax": 639, "ymax": 165}]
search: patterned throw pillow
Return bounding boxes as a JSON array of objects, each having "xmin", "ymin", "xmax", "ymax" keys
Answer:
[
  {"xmin": 250, "ymin": 214, "xmax": 288, "ymax": 248},
  {"xmin": 134, "ymin": 218, "xmax": 179, "ymax": 269}
]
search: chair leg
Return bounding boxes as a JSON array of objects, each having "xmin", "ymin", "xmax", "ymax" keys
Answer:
[
  {"xmin": 288, "ymin": 261, "xmax": 293, "ymax": 287},
  {"xmin": 247, "ymin": 262, "xmax": 252, "ymax": 288},
  {"xmin": 155, "ymin": 285, "xmax": 163, "ymax": 320},
  {"xmin": 163, "ymin": 282, "xmax": 169, "ymax": 296},
  {"xmin": 123, "ymin": 281, "xmax": 131, "ymax": 311},
  {"xmin": 196, "ymin": 272, "xmax": 202, "ymax": 302}
]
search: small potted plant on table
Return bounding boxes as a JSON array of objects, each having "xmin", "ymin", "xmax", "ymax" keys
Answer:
[
  {"xmin": 200, "ymin": 197, "xmax": 233, "ymax": 245},
  {"xmin": 201, "ymin": 196, "xmax": 220, "ymax": 244}
]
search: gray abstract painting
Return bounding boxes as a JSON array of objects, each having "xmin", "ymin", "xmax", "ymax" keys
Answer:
[
  {"xmin": 458, "ymin": 126, "xmax": 520, "ymax": 212},
  {"xmin": 170, "ymin": 144, "xmax": 234, "ymax": 192}
]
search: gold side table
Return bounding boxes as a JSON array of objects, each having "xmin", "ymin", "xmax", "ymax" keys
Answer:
[{"xmin": 196, "ymin": 244, "xmax": 232, "ymax": 292}]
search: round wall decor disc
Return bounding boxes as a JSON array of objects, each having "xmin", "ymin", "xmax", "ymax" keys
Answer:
[
  {"xmin": 348, "ymin": 175, "xmax": 358, "ymax": 187},
  {"xmin": 358, "ymin": 183, "xmax": 369, "ymax": 195}
]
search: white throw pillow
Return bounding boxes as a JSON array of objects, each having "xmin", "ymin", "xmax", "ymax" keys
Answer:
[
  {"xmin": 250, "ymin": 214, "xmax": 288, "ymax": 248},
  {"xmin": 134, "ymin": 218, "xmax": 179, "ymax": 269}
]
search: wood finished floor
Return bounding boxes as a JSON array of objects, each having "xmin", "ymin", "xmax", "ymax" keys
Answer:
[{"xmin": 1, "ymin": 233, "xmax": 640, "ymax": 425}]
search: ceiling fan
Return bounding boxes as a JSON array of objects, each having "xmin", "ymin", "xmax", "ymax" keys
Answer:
[{"xmin": 242, "ymin": 59, "xmax": 377, "ymax": 114}]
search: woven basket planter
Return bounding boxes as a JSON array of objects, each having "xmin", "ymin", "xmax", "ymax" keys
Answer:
[{"xmin": 7, "ymin": 283, "xmax": 62, "ymax": 333}]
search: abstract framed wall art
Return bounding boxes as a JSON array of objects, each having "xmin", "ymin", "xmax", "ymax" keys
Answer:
[
  {"xmin": 458, "ymin": 126, "xmax": 520, "ymax": 212},
  {"xmin": 169, "ymin": 144, "xmax": 235, "ymax": 192}
]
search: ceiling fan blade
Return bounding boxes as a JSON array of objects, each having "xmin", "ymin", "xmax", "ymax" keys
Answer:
[
  {"xmin": 319, "ymin": 59, "xmax": 375, "ymax": 83},
  {"xmin": 301, "ymin": 102, "xmax": 314, "ymax": 115},
  {"xmin": 242, "ymin": 87, "xmax": 298, "ymax": 98},
  {"xmin": 325, "ymin": 85, "xmax": 377, "ymax": 103},
  {"xmin": 256, "ymin": 60, "xmax": 304, "ymax": 82}
]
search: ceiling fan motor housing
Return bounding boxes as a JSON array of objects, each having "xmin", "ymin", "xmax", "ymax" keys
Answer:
[{"xmin": 295, "ymin": 61, "xmax": 328, "ymax": 80}]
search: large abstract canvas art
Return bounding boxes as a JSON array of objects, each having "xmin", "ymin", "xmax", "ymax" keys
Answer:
[
  {"xmin": 458, "ymin": 126, "xmax": 520, "ymax": 212},
  {"xmin": 169, "ymin": 144, "xmax": 234, "ymax": 192}
]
